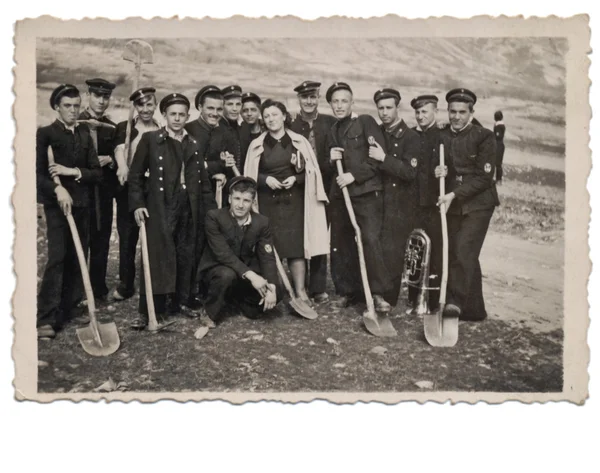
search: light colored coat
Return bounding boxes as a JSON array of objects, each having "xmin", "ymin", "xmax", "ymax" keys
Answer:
[{"xmin": 244, "ymin": 129, "xmax": 330, "ymax": 259}]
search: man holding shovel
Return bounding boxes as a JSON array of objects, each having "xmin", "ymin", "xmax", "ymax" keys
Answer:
[
  {"xmin": 36, "ymin": 84, "xmax": 102, "ymax": 338},
  {"xmin": 128, "ymin": 93, "xmax": 216, "ymax": 329},
  {"xmin": 112, "ymin": 87, "xmax": 161, "ymax": 301},
  {"xmin": 436, "ymin": 88, "xmax": 500, "ymax": 322},
  {"xmin": 78, "ymin": 78, "xmax": 118, "ymax": 302},
  {"xmin": 325, "ymin": 82, "xmax": 392, "ymax": 313},
  {"xmin": 198, "ymin": 176, "xmax": 281, "ymax": 328}
]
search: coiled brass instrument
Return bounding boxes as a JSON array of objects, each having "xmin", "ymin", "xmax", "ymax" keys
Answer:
[{"xmin": 401, "ymin": 228, "xmax": 438, "ymax": 315}]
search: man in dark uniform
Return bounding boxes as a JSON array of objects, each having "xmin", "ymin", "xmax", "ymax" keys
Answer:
[
  {"xmin": 239, "ymin": 92, "xmax": 264, "ymax": 162},
  {"xmin": 437, "ymin": 88, "xmax": 500, "ymax": 321},
  {"xmin": 326, "ymin": 82, "xmax": 391, "ymax": 312},
  {"xmin": 369, "ymin": 88, "xmax": 420, "ymax": 307},
  {"xmin": 36, "ymin": 84, "xmax": 102, "ymax": 338},
  {"xmin": 198, "ymin": 176, "xmax": 282, "ymax": 328},
  {"xmin": 404, "ymin": 94, "xmax": 445, "ymax": 314},
  {"xmin": 79, "ymin": 78, "xmax": 117, "ymax": 302},
  {"xmin": 128, "ymin": 93, "xmax": 216, "ymax": 328},
  {"xmin": 290, "ymin": 80, "xmax": 336, "ymax": 304},
  {"xmin": 219, "ymin": 85, "xmax": 244, "ymax": 170},
  {"xmin": 112, "ymin": 87, "xmax": 161, "ymax": 301},
  {"xmin": 185, "ymin": 85, "xmax": 237, "ymax": 202}
]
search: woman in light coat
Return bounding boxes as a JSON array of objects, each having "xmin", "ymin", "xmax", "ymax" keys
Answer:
[{"xmin": 244, "ymin": 99, "xmax": 329, "ymax": 305}]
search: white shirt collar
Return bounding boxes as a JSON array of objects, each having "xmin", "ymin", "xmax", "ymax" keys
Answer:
[
  {"xmin": 58, "ymin": 117, "xmax": 77, "ymax": 133},
  {"xmin": 165, "ymin": 126, "xmax": 188, "ymax": 141},
  {"xmin": 232, "ymin": 212, "xmax": 252, "ymax": 227}
]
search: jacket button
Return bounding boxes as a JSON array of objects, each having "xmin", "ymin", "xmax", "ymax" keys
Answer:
[
  {"xmin": 159, "ymin": 167, "xmax": 163, "ymax": 170},
  {"xmin": 159, "ymin": 156, "xmax": 163, "ymax": 160},
  {"xmin": 159, "ymin": 177, "xmax": 163, "ymax": 181},
  {"xmin": 393, "ymin": 154, "xmax": 397, "ymax": 157},
  {"xmin": 159, "ymin": 187, "xmax": 164, "ymax": 191},
  {"xmin": 393, "ymin": 183, "xmax": 396, "ymax": 187},
  {"xmin": 394, "ymin": 143, "xmax": 398, "ymax": 147}
]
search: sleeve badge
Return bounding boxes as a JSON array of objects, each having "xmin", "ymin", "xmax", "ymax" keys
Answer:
[
  {"xmin": 484, "ymin": 163, "xmax": 492, "ymax": 173},
  {"xmin": 411, "ymin": 158, "xmax": 418, "ymax": 168},
  {"xmin": 264, "ymin": 244, "xmax": 273, "ymax": 253}
]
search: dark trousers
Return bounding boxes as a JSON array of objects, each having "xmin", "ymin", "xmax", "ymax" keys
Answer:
[
  {"xmin": 496, "ymin": 143, "xmax": 505, "ymax": 181},
  {"xmin": 115, "ymin": 183, "xmax": 139, "ymax": 297},
  {"xmin": 307, "ymin": 204, "xmax": 330, "ymax": 295},
  {"xmin": 137, "ymin": 189, "xmax": 195, "ymax": 317},
  {"xmin": 37, "ymin": 205, "xmax": 89, "ymax": 329},
  {"xmin": 89, "ymin": 183, "xmax": 116, "ymax": 298},
  {"xmin": 202, "ymin": 265, "xmax": 282, "ymax": 321},
  {"xmin": 447, "ymin": 208, "xmax": 494, "ymax": 320},
  {"xmin": 408, "ymin": 205, "xmax": 443, "ymax": 310},
  {"xmin": 330, "ymin": 191, "xmax": 391, "ymax": 297}
]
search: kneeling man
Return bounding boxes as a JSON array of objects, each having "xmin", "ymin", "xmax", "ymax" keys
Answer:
[{"xmin": 199, "ymin": 176, "xmax": 281, "ymax": 328}]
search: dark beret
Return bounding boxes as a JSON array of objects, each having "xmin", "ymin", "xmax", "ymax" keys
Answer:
[
  {"xmin": 195, "ymin": 85, "xmax": 222, "ymax": 109},
  {"xmin": 410, "ymin": 95, "xmax": 439, "ymax": 109},
  {"xmin": 228, "ymin": 175, "xmax": 257, "ymax": 192},
  {"xmin": 373, "ymin": 88, "xmax": 401, "ymax": 104},
  {"xmin": 129, "ymin": 87, "xmax": 156, "ymax": 103},
  {"xmin": 49, "ymin": 84, "xmax": 79, "ymax": 108},
  {"xmin": 445, "ymin": 88, "xmax": 477, "ymax": 105},
  {"xmin": 326, "ymin": 82, "xmax": 353, "ymax": 103},
  {"xmin": 159, "ymin": 93, "xmax": 190, "ymax": 114},
  {"xmin": 223, "ymin": 85, "xmax": 243, "ymax": 99},
  {"xmin": 85, "ymin": 78, "xmax": 116, "ymax": 95},
  {"xmin": 294, "ymin": 81, "xmax": 321, "ymax": 96},
  {"xmin": 241, "ymin": 92, "xmax": 261, "ymax": 105}
]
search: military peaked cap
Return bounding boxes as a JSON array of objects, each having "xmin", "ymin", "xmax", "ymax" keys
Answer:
[
  {"xmin": 410, "ymin": 95, "xmax": 439, "ymax": 109},
  {"xmin": 195, "ymin": 85, "xmax": 222, "ymax": 109},
  {"xmin": 85, "ymin": 78, "xmax": 116, "ymax": 96},
  {"xmin": 373, "ymin": 88, "xmax": 401, "ymax": 104},
  {"xmin": 159, "ymin": 93, "xmax": 190, "ymax": 114},
  {"xmin": 241, "ymin": 92, "xmax": 261, "ymax": 105},
  {"xmin": 294, "ymin": 81, "xmax": 321, "ymax": 96},
  {"xmin": 223, "ymin": 85, "xmax": 243, "ymax": 99},
  {"xmin": 130, "ymin": 87, "xmax": 156, "ymax": 103},
  {"xmin": 326, "ymin": 82, "xmax": 353, "ymax": 103},
  {"xmin": 49, "ymin": 84, "xmax": 80, "ymax": 108},
  {"xmin": 446, "ymin": 88, "xmax": 477, "ymax": 105}
]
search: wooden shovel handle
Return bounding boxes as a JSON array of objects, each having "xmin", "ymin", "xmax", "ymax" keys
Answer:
[
  {"xmin": 124, "ymin": 63, "xmax": 141, "ymax": 168},
  {"xmin": 139, "ymin": 220, "xmax": 159, "ymax": 330},
  {"xmin": 273, "ymin": 247, "xmax": 295, "ymax": 298},
  {"xmin": 215, "ymin": 179, "xmax": 223, "ymax": 209},
  {"xmin": 335, "ymin": 160, "xmax": 375, "ymax": 314},
  {"xmin": 47, "ymin": 146, "xmax": 101, "ymax": 345},
  {"xmin": 439, "ymin": 143, "xmax": 449, "ymax": 306}
]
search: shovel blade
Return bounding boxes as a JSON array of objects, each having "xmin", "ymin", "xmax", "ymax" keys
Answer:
[
  {"xmin": 363, "ymin": 311, "xmax": 397, "ymax": 337},
  {"xmin": 76, "ymin": 322, "xmax": 120, "ymax": 356},
  {"xmin": 423, "ymin": 312, "xmax": 459, "ymax": 347},
  {"xmin": 123, "ymin": 39, "xmax": 154, "ymax": 64},
  {"xmin": 288, "ymin": 298, "xmax": 318, "ymax": 319}
]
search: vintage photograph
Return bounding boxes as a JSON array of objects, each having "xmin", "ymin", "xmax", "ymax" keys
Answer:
[{"xmin": 12, "ymin": 15, "xmax": 590, "ymax": 402}]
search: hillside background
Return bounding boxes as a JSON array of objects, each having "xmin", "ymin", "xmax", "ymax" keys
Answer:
[{"xmin": 36, "ymin": 37, "xmax": 567, "ymax": 170}]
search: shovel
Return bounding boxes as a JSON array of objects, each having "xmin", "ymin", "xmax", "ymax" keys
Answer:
[
  {"xmin": 214, "ymin": 177, "xmax": 224, "ymax": 209},
  {"xmin": 423, "ymin": 143, "xmax": 459, "ymax": 347},
  {"xmin": 139, "ymin": 220, "xmax": 176, "ymax": 332},
  {"xmin": 274, "ymin": 248, "xmax": 318, "ymax": 320},
  {"xmin": 335, "ymin": 159, "xmax": 396, "ymax": 337},
  {"xmin": 47, "ymin": 146, "xmax": 120, "ymax": 356},
  {"xmin": 122, "ymin": 39, "xmax": 154, "ymax": 167}
]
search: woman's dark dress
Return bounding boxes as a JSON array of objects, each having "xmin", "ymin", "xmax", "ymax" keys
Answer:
[{"xmin": 257, "ymin": 132, "xmax": 305, "ymax": 259}]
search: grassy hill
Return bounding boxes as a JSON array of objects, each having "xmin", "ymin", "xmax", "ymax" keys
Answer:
[{"xmin": 36, "ymin": 37, "xmax": 566, "ymax": 158}]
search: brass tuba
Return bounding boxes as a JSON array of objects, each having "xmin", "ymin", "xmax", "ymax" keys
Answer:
[{"xmin": 400, "ymin": 228, "xmax": 437, "ymax": 315}]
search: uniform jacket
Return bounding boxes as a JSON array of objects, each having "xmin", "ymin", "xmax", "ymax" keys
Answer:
[
  {"xmin": 413, "ymin": 123, "xmax": 445, "ymax": 207},
  {"xmin": 244, "ymin": 129, "xmax": 330, "ymax": 259},
  {"xmin": 199, "ymin": 208, "xmax": 278, "ymax": 286},
  {"xmin": 128, "ymin": 127, "xmax": 217, "ymax": 294},
  {"xmin": 78, "ymin": 109, "xmax": 118, "ymax": 189},
  {"xmin": 441, "ymin": 123, "xmax": 500, "ymax": 215},
  {"xmin": 290, "ymin": 112, "xmax": 337, "ymax": 192},
  {"xmin": 36, "ymin": 120, "xmax": 102, "ymax": 207},
  {"xmin": 114, "ymin": 117, "xmax": 161, "ymax": 148},
  {"xmin": 326, "ymin": 114, "xmax": 386, "ymax": 199},
  {"xmin": 185, "ymin": 118, "xmax": 237, "ymax": 180}
]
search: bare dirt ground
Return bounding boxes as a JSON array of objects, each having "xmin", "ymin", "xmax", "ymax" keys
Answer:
[{"xmin": 36, "ymin": 165, "xmax": 564, "ymax": 394}]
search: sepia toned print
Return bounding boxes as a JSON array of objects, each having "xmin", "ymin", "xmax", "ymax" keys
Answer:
[{"xmin": 12, "ymin": 15, "xmax": 590, "ymax": 403}]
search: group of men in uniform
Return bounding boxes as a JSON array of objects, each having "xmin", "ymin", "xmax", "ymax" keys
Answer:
[{"xmin": 36, "ymin": 75, "xmax": 499, "ymax": 338}]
